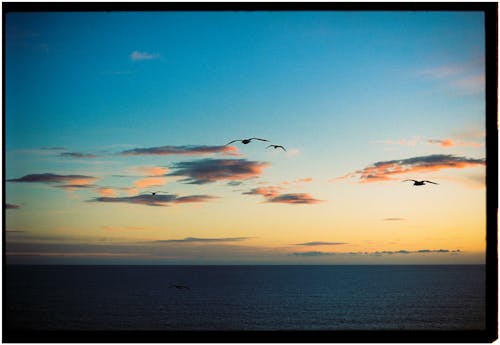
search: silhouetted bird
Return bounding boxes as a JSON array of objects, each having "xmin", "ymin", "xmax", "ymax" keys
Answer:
[
  {"xmin": 225, "ymin": 138, "xmax": 269, "ymax": 145},
  {"xmin": 403, "ymin": 180, "xmax": 439, "ymax": 186},
  {"xmin": 266, "ymin": 144, "xmax": 286, "ymax": 151},
  {"xmin": 170, "ymin": 284, "xmax": 190, "ymax": 290},
  {"xmin": 147, "ymin": 191, "xmax": 169, "ymax": 195}
]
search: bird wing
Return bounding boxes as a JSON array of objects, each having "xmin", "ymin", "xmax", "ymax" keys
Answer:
[
  {"xmin": 250, "ymin": 138, "xmax": 269, "ymax": 142},
  {"xmin": 423, "ymin": 180, "xmax": 439, "ymax": 184},
  {"xmin": 265, "ymin": 145, "xmax": 273, "ymax": 149},
  {"xmin": 278, "ymin": 146, "xmax": 286, "ymax": 151},
  {"xmin": 225, "ymin": 140, "xmax": 240, "ymax": 145}
]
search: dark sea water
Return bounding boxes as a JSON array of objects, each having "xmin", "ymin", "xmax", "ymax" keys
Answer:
[{"xmin": 5, "ymin": 265, "xmax": 486, "ymax": 331}]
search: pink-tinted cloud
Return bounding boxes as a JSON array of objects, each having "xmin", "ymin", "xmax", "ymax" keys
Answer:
[
  {"xmin": 8, "ymin": 173, "xmax": 98, "ymax": 190},
  {"xmin": 131, "ymin": 166, "xmax": 169, "ymax": 176},
  {"xmin": 90, "ymin": 193, "xmax": 216, "ymax": 207},
  {"xmin": 427, "ymin": 139, "xmax": 484, "ymax": 148},
  {"xmin": 339, "ymin": 154, "xmax": 485, "ymax": 183},
  {"xmin": 267, "ymin": 193, "xmax": 323, "ymax": 204},
  {"xmin": 169, "ymin": 158, "xmax": 269, "ymax": 184},
  {"xmin": 133, "ymin": 177, "xmax": 167, "ymax": 189},
  {"xmin": 282, "ymin": 177, "xmax": 313, "ymax": 185},
  {"xmin": 120, "ymin": 145, "xmax": 240, "ymax": 156},
  {"xmin": 243, "ymin": 186, "xmax": 285, "ymax": 198},
  {"xmin": 97, "ymin": 187, "xmax": 117, "ymax": 197},
  {"xmin": 6, "ymin": 203, "xmax": 20, "ymax": 210},
  {"xmin": 244, "ymin": 183, "xmax": 322, "ymax": 205}
]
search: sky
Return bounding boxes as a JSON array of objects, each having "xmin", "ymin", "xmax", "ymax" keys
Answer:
[{"xmin": 5, "ymin": 10, "xmax": 487, "ymax": 264}]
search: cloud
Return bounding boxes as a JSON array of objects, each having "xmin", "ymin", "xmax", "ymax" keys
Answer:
[
  {"xmin": 294, "ymin": 241, "xmax": 347, "ymax": 246},
  {"xmin": 130, "ymin": 50, "xmax": 160, "ymax": 61},
  {"xmin": 243, "ymin": 186, "xmax": 284, "ymax": 198},
  {"xmin": 292, "ymin": 251, "xmax": 336, "ymax": 257},
  {"xmin": 339, "ymin": 154, "xmax": 485, "ymax": 183},
  {"xmin": 383, "ymin": 218, "xmax": 406, "ymax": 221},
  {"xmin": 267, "ymin": 193, "xmax": 323, "ymax": 204},
  {"xmin": 373, "ymin": 138, "xmax": 420, "ymax": 146},
  {"xmin": 131, "ymin": 166, "xmax": 169, "ymax": 176},
  {"xmin": 6, "ymin": 203, "xmax": 20, "ymax": 209},
  {"xmin": 155, "ymin": 237, "xmax": 250, "ymax": 243},
  {"xmin": 97, "ymin": 187, "xmax": 117, "ymax": 197},
  {"xmin": 168, "ymin": 158, "xmax": 269, "ymax": 184},
  {"xmin": 427, "ymin": 139, "xmax": 484, "ymax": 148},
  {"xmin": 120, "ymin": 145, "xmax": 239, "ymax": 156},
  {"xmin": 7, "ymin": 173, "xmax": 98, "ymax": 187},
  {"xmin": 281, "ymin": 177, "xmax": 313, "ymax": 185},
  {"xmin": 244, "ymin": 185, "xmax": 323, "ymax": 205},
  {"xmin": 133, "ymin": 177, "xmax": 167, "ymax": 189},
  {"xmin": 59, "ymin": 152, "xmax": 98, "ymax": 159},
  {"xmin": 41, "ymin": 146, "xmax": 65, "ymax": 151},
  {"xmin": 293, "ymin": 249, "xmax": 461, "ymax": 257},
  {"xmin": 90, "ymin": 193, "xmax": 216, "ymax": 207},
  {"xmin": 418, "ymin": 59, "xmax": 485, "ymax": 95}
]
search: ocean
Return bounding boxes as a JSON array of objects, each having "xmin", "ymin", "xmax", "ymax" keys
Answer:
[{"xmin": 5, "ymin": 265, "xmax": 486, "ymax": 331}]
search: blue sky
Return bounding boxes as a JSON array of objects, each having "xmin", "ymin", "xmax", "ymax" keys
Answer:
[{"xmin": 5, "ymin": 10, "xmax": 486, "ymax": 264}]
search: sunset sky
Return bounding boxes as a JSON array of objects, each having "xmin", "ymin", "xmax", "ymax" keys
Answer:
[{"xmin": 5, "ymin": 10, "xmax": 486, "ymax": 264}]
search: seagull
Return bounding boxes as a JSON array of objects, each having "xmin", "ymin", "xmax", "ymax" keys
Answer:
[
  {"xmin": 169, "ymin": 284, "xmax": 190, "ymax": 290},
  {"xmin": 266, "ymin": 144, "xmax": 286, "ymax": 151},
  {"xmin": 403, "ymin": 180, "xmax": 439, "ymax": 186},
  {"xmin": 225, "ymin": 138, "xmax": 269, "ymax": 146}
]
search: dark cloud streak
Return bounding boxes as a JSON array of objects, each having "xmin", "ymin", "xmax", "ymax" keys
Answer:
[
  {"xmin": 120, "ymin": 145, "xmax": 239, "ymax": 156},
  {"xmin": 90, "ymin": 193, "xmax": 216, "ymax": 207},
  {"xmin": 169, "ymin": 158, "xmax": 269, "ymax": 184}
]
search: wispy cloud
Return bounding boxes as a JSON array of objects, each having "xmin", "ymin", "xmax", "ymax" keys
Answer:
[
  {"xmin": 7, "ymin": 173, "xmax": 98, "ymax": 188},
  {"xmin": 90, "ymin": 193, "xmax": 216, "ymax": 207},
  {"xmin": 266, "ymin": 193, "xmax": 323, "ymax": 205},
  {"xmin": 59, "ymin": 152, "xmax": 98, "ymax": 159},
  {"xmin": 293, "ymin": 249, "xmax": 461, "ymax": 256},
  {"xmin": 373, "ymin": 138, "xmax": 420, "ymax": 146},
  {"xmin": 41, "ymin": 146, "xmax": 65, "ymax": 151},
  {"xmin": 131, "ymin": 166, "xmax": 169, "ymax": 176},
  {"xmin": 243, "ymin": 186, "xmax": 285, "ymax": 198},
  {"xmin": 6, "ymin": 203, "xmax": 20, "ymax": 210},
  {"xmin": 375, "ymin": 137, "xmax": 483, "ymax": 148},
  {"xmin": 281, "ymin": 177, "xmax": 313, "ymax": 185},
  {"xmin": 293, "ymin": 241, "xmax": 347, "ymax": 246},
  {"xmin": 418, "ymin": 59, "xmax": 485, "ymax": 95},
  {"xmin": 427, "ymin": 139, "xmax": 484, "ymax": 148},
  {"xmin": 130, "ymin": 50, "xmax": 160, "ymax": 61},
  {"xmin": 383, "ymin": 218, "xmax": 406, "ymax": 221},
  {"xmin": 120, "ymin": 145, "xmax": 239, "ymax": 157},
  {"xmin": 337, "ymin": 154, "xmax": 485, "ymax": 183},
  {"xmin": 244, "ymin": 185, "xmax": 323, "ymax": 205},
  {"xmin": 155, "ymin": 237, "xmax": 250, "ymax": 243},
  {"xmin": 168, "ymin": 158, "xmax": 269, "ymax": 184}
]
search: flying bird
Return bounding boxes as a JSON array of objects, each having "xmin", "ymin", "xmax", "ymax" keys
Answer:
[
  {"xmin": 225, "ymin": 138, "xmax": 269, "ymax": 145},
  {"xmin": 169, "ymin": 284, "xmax": 190, "ymax": 290},
  {"xmin": 403, "ymin": 180, "xmax": 439, "ymax": 186},
  {"xmin": 266, "ymin": 144, "xmax": 286, "ymax": 151},
  {"xmin": 146, "ymin": 191, "xmax": 169, "ymax": 196}
]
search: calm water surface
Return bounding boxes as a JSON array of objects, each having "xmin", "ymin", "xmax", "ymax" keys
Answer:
[{"xmin": 5, "ymin": 265, "xmax": 486, "ymax": 330}]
